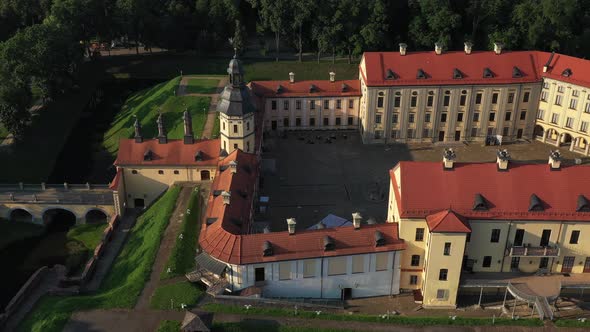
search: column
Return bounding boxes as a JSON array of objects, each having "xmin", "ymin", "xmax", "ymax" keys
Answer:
[
  {"xmin": 570, "ymin": 137, "xmax": 576, "ymax": 151},
  {"xmin": 585, "ymin": 142, "xmax": 589, "ymax": 155},
  {"xmin": 542, "ymin": 129, "xmax": 548, "ymax": 143}
]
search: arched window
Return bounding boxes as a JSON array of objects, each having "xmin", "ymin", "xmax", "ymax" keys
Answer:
[{"xmin": 377, "ymin": 91, "xmax": 385, "ymax": 108}]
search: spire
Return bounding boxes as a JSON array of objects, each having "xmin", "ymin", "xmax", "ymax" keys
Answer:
[
  {"xmin": 183, "ymin": 109, "xmax": 194, "ymax": 144},
  {"xmin": 133, "ymin": 116, "xmax": 143, "ymax": 143},
  {"xmin": 157, "ymin": 112, "xmax": 167, "ymax": 144}
]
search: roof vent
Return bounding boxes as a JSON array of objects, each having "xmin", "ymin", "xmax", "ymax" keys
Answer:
[
  {"xmin": 453, "ymin": 68, "xmax": 463, "ymax": 79},
  {"xmin": 416, "ymin": 69, "xmax": 427, "ymax": 79},
  {"xmin": 221, "ymin": 191, "xmax": 231, "ymax": 205},
  {"xmin": 562, "ymin": 68, "xmax": 572, "ymax": 77},
  {"xmin": 548, "ymin": 150, "xmax": 561, "ymax": 170},
  {"xmin": 493, "ymin": 42, "xmax": 503, "ymax": 55},
  {"xmin": 309, "ymin": 84, "xmax": 316, "ymax": 93},
  {"xmin": 219, "ymin": 148, "xmax": 228, "ymax": 158},
  {"xmin": 352, "ymin": 212, "xmax": 362, "ymax": 229},
  {"xmin": 473, "ymin": 193, "xmax": 488, "ymax": 211},
  {"xmin": 195, "ymin": 150, "xmax": 203, "ymax": 161},
  {"xmin": 399, "ymin": 43, "xmax": 407, "ymax": 56},
  {"xmin": 263, "ymin": 241, "xmax": 274, "ymax": 256},
  {"xmin": 375, "ymin": 230, "xmax": 385, "ymax": 247},
  {"xmin": 289, "ymin": 72, "xmax": 295, "ymax": 83},
  {"xmin": 464, "ymin": 41, "xmax": 473, "ymax": 55},
  {"xmin": 496, "ymin": 149, "xmax": 510, "ymax": 170},
  {"xmin": 529, "ymin": 194, "xmax": 544, "ymax": 211},
  {"xmin": 143, "ymin": 149, "xmax": 153, "ymax": 161},
  {"xmin": 512, "ymin": 66, "xmax": 523, "ymax": 78},
  {"xmin": 229, "ymin": 160, "xmax": 238, "ymax": 174},
  {"xmin": 323, "ymin": 236, "xmax": 335, "ymax": 251},
  {"xmin": 576, "ymin": 195, "xmax": 590, "ymax": 212},
  {"xmin": 341, "ymin": 83, "xmax": 348, "ymax": 92},
  {"xmin": 386, "ymin": 69, "xmax": 397, "ymax": 80},
  {"xmin": 483, "ymin": 67, "xmax": 494, "ymax": 78},
  {"xmin": 276, "ymin": 84, "xmax": 283, "ymax": 94},
  {"xmin": 287, "ymin": 218, "xmax": 296, "ymax": 235},
  {"xmin": 443, "ymin": 148, "xmax": 456, "ymax": 170}
]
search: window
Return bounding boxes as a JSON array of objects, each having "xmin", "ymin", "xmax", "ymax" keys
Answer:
[
  {"xmin": 335, "ymin": 117, "xmax": 341, "ymax": 125},
  {"xmin": 303, "ymin": 259, "xmax": 316, "ymax": 278},
  {"xmin": 491, "ymin": 229, "xmax": 501, "ymax": 243},
  {"xmin": 580, "ymin": 121, "xmax": 588, "ymax": 133},
  {"xmin": 246, "ymin": 121, "xmax": 250, "ymax": 131},
  {"xmin": 324, "ymin": 100, "xmax": 329, "ymax": 109},
  {"xmin": 555, "ymin": 95, "xmax": 562, "ymax": 105},
  {"xmin": 376, "ymin": 252, "xmax": 389, "ymax": 271},
  {"xmin": 407, "ymin": 128, "xmax": 415, "ymax": 139},
  {"xmin": 390, "ymin": 130, "xmax": 398, "ymax": 139},
  {"xmin": 271, "ymin": 100, "xmax": 277, "ymax": 110},
  {"xmin": 377, "ymin": 92, "xmax": 384, "ymax": 108},
  {"xmin": 422, "ymin": 128, "xmax": 430, "ymax": 137},
  {"xmin": 410, "ymin": 275, "xmax": 418, "ymax": 285},
  {"xmin": 489, "ymin": 112, "xmax": 496, "ymax": 122},
  {"xmin": 233, "ymin": 143, "xmax": 238, "ymax": 149},
  {"xmin": 573, "ymin": 90, "xmax": 580, "ymax": 97},
  {"xmin": 508, "ymin": 92, "xmax": 514, "ymax": 103},
  {"xmin": 570, "ymin": 230, "xmax": 580, "ymax": 244},
  {"xmin": 323, "ymin": 117, "xmax": 329, "ymax": 126},
  {"xmin": 473, "ymin": 112, "xmax": 480, "ymax": 122},
  {"xmin": 296, "ymin": 118, "xmax": 302, "ymax": 126},
  {"xmin": 492, "ymin": 93, "xmax": 498, "ymax": 104},
  {"xmin": 470, "ymin": 127, "xmax": 478, "ymax": 138},
  {"xmin": 415, "ymin": 228, "xmax": 424, "ymax": 241},
  {"xmin": 503, "ymin": 126, "xmax": 509, "ymax": 136},
  {"xmin": 392, "ymin": 113, "xmax": 399, "ymax": 124},
  {"xmin": 424, "ymin": 113, "xmax": 431, "ymax": 123},
  {"xmin": 374, "ymin": 130, "xmax": 382, "ymax": 139},
  {"xmin": 295, "ymin": 100, "xmax": 301, "ymax": 110},
  {"xmin": 551, "ymin": 113, "xmax": 559, "ymax": 124},
  {"xmin": 310, "ymin": 100, "xmax": 315, "ymax": 109},
  {"xmin": 375, "ymin": 114, "xmax": 382, "ymax": 124},
  {"xmin": 279, "ymin": 262, "xmax": 291, "ymax": 280},
  {"xmin": 520, "ymin": 111, "xmax": 527, "ymax": 120},
  {"xmin": 336, "ymin": 99, "xmax": 341, "ymax": 109},
  {"xmin": 348, "ymin": 99, "xmax": 354, "ymax": 108},
  {"xmin": 523, "ymin": 92, "xmax": 530, "ymax": 103},
  {"xmin": 537, "ymin": 109, "xmax": 545, "ymax": 120},
  {"xmin": 443, "ymin": 95, "xmax": 450, "ymax": 107},
  {"xmin": 570, "ymin": 98, "xmax": 578, "ymax": 109},
  {"xmin": 173, "ymin": 170, "xmax": 179, "ymax": 175},
  {"xmin": 348, "ymin": 117, "xmax": 353, "ymax": 125},
  {"xmin": 440, "ymin": 113, "xmax": 447, "ymax": 122},
  {"xmin": 444, "ymin": 242, "xmax": 451, "ymax": 256},
  {"xmin": 310, "ymin": 118, "xmax": 316, "ymax": 126},
  {"xmin": 352, "ymin": 255, "xmax": 364, "ymax": 273},
  {"xmin": 394, "ymin": 96, "xmax": 401, "ymax": 108},
  {"xmin": 566, "ymin": 117, "xmax": 574, "ymax": 128},
  {"xmin": 460, "ymin": 94, "xmax": 467, "ymax": 106},
  {"xmin": 408, "ymin": 113, "xmax": 415, "ymax": 123},
  {"xmin": 131, "ymin": 170, "xmax": 138, "ymax": 174},
  {"xmin": 283, "ymin": 100, "xmax": 289, "ymax": 110},
  {"xmin": 327, "ymin": 256, "xmax": 347, "ymax": 275},
  {"xmin": 457, "ymin": 113, "xmax": 464, "ymax": 122},
  {"xmin": 466, "ymin": 233, "xmax": 471, "ymax": 242},
  {"xmin": 543, "ymin": 82, "xmax": 549, "ymax": 89},
  {"xmin": 541, "ymin": 91, "xmax": 548, "ymax": 101},
  {"xmin": 585, "ymin": 103, "xmax": 590, "ymax": 113},
  {"xmin": 233, "ymin": 124, "xmax": 238, "ymax": 133},
  {"xmin": 427, "ymin": 95, "xmax": 434, "ymax": 107},
  {"xmin": 482, "ymin": 256, "xmax": 492, "ymax": 267},
  {"xmin": 411, "ymin": 95, "xmax": 417, "ymax": 107},
  {"xmin": 438, "ymin": 269, "xmax": 448, "ymax": 281},
  {"xmin": 505, "ymin": 112, "xmax": 512, "ymax": 121},
  {"xmin": 558, "ymin": 85, "xmax": 565, "ymax": 93},
  {"xmin": 436, "ymin": 289, "xmax": 447, "ymax": 299},
  {"xmin": 475, "ymin": 93, "xmax": 482, "ymax": 104},
  {"xmin": 158, "ymin": 170, "xmax": 164, "ymax": 175}
]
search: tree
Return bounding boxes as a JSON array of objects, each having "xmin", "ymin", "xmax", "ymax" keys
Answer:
[
  {"xmin": 408, "ymin": 0, "xmax": 461, "ymax": 49},
  {"xmin": 335, "ymin": 0, "xmax": 364, "ymax": 63},
  {"xmin": 249, "ymin": 0, "xmax": 290, "ymax": 61},
  {"xmin": 360, "ymin": 0, "xmax": 388, "ymax": 51},
  {"xmin": 230, "ymin": 19, "xmax": 246, "ymax": 53},
  {"xmin": 290, "ymin": 0, "xmax": 314, "ymax": 62},
  {"xmin": 0, "ymin": 83, "xmax": 31, "ymax": 138}
]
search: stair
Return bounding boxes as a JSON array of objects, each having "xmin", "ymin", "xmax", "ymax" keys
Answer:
[{"xmin": 506, "ymin": 282, "xmax": 554, "ymax": 320}]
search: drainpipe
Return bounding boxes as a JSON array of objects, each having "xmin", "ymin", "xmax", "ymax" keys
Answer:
[
  {"xmin": 389, "ymin": 252, "xmax": 395, "ymax": 296},
  {"xmin": 552, "ymin": 222, "xmax": 564, "ymax": 273},
  {"xmin": 500, "ymin": 221, "xmax": 512, "ymax": 272},
  {"xmin": 320, "ymin": 257, "xmax": 324, "ymax": 298}
]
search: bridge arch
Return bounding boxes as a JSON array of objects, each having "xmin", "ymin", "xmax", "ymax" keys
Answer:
[
  {"xmin": 8, "ymin": 208, "xmax": 34, "ymax": 223},
  {"xmin": 85, "ymin": 208, "xmax": 109, "ymax": 224},
  {"xmin": 41, "ymin": 207, "xmax": 78, "ymax": 228}
]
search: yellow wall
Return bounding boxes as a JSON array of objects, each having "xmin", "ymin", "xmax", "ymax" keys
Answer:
[{"xmin": 220, "ymin": 112, "xmax": 255, "ymax": 153}]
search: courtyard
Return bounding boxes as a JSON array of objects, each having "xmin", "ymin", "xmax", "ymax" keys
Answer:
[{"xmin": 260, "ymin": 131, "xmax": 588, "ymax": 231}]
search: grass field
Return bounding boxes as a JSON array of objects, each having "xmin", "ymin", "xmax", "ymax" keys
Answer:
[
  {"xmin": 102, "ymin": 77, "xmax": 210, "ymax": 155},
  {"xmin": 211, "ymin": 112, "xmax": 220, "ymax": 138},
  {"xmin": 186, "ymin": 78, "xmax": 219, "ymax": 94},
  {"xmin": 149, "ymin": 281, "xmax": 204, "ymax": 310},
  {"xmin": 555, "ymin": 318, "xmax": 590, "ymax": 327},
  {"xmin": 211, "ymin": 322, "xmax": 359, "ymax": 332},
  {"xmin": 157, "ymin": 320, "xmax": 181, "ymax": 332},
  {"xmin": 161, "ymin": 187, "xmax": 200, "ymax": 280},
  {"xmin": 66, "ymin": 223, "xmax": 107, "ymax": 251},
  {"xmin": 0, "ymin": 219, "xmax": 44, "ymax": 250},
  {"xmin": 17, "ymin": 186, "xmax": 181, "ymax": 332}
]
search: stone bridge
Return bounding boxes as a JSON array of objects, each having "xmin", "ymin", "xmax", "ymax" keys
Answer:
[{"xmin": 0, "ymin": 183, "xmax": 116, "ymax": 225}]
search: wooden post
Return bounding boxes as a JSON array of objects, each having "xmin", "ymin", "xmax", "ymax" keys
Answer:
[
  {"xmin": 512, "ymin": 297, "xmax": 517, "ymax": 318},
  {"xmin": 478, "ymin": 287, "xmax": 484, "ymax": 307},
  {"xmin": 531, "ymin": 305, "xmax": 535, "ymax": 317},
  {"xmin": 503, "ymin": 287, "xmax": 508, "ymax": 307}
]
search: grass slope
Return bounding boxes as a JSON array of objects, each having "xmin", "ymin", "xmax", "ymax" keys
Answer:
[
  {"xmin": 0, "ymin": 219, "xmax": 44, "ymax": 250},
  {"xmin": 102, "ymin": 77, "xmax": 209, "ymax": 155},
  {"xmin": 212, "ymin": 322, "xmax": 358, "ymax": 332},
  {"xmin": 18, "ymin": 186, "xmax": 181, "ymax": 332},
  {"xmin": 157, "ymin": 320, "xmax": 181, "ymax": 332},
  {"xmin": 149, "ymin": 281, "xmax": 204, "ymax": 310},
  {"xmin": 211, "ymin": 112, "xmax": 220, "ymax": 139},
  {"xmin": 161, "ymin": 187, "xmax": 200, "ymax": 280},
  {"xmin": 186, "ymin": 78, "xmax": 219, "ymax": 94},
  {"xmin": 66, "ymin": 223, "xmax": 107, "ymax": 251}
]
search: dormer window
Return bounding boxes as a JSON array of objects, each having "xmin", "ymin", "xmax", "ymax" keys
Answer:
[
  {"xmin": 512, "ymin": 66, "xmax": 523, "ymax": 78},
  {"xmin": 562, "ymin": 68, "xmax": 572, "ymax": 77},
  {"xmin": 323, "ymin": 235, "xmax": 335, "ymax": 251},
  {"xmin": 195, "ymin": 150, "xmax": 203, "ymax": 161},
  {"xmin": 263, "ymin": 241, "xmax": 274, "ymax": 256},
  {"xmin": 386, "ymin": 69, "xmax": 397, "ymax": 80},
  {"xmin": 276, "ymin": 85, "xmax": 283, "ymax": 94},
  {"xmin": 473, "ymin": 193, "xmax": 488, "ymax": 211},
  {"xmin": 375, "ymin": 230, "xmax": 385, "ymax": 247},
  {"xmin": 577, "ymin": 195, "xmax": 590, "ymax": 212},
  {"xmin": 483, "ymin": 68, "xmax": 494, "ymax": 78},
  {"xmin": 453, "ymin": 68, "xmax": 463, "ymax": 79},
  {"xmin": 309, "ymin": 84, "xmax": 317, "ymax": 93},
  {"xmin": 341, "ymin": 83, "xmax": 348, "ymax": 92},
  {"xmin": 529, "ymin": 194, "xmax": 544, "ymax": 211},
  {"xmin": 143, "ymin": 149, "xmax": 153, "ymax": 161},
  {"xmin": 206, "ymin": 217, "xmax": 218, "ymax": 225},
  {"xmin": 416, "ymin": 69, "xmax": 426, "ymax": 79}
]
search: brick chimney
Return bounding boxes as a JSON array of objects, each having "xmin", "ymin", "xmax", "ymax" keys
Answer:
[
  {"xmin": 435, "ymin": 42, "xmax": 443, "ymax": 55},
  {"xmin": 183, "ymin": 110, "xmax": 194, "ymax": 144},
  {"xmin": 221, "ymin": 191, "xmax": 231, "ymax": 205},
  {"xmin": 157, "ymin": 113, "xmax": 167, "ymax": 144},
  {"xmin": 134, "ymin": 116, "xmax": 143, "ymax": 143},
  {"xmin": 229, "ymin": 160, "xmax": 238, "ymax": 174},
  {"xmin": 352, "ymin": 212, "xmax": 362, "ymax": 229},
  {"xmin": 443, "ymin": 148, "xmax": 456, "ymax": 170},
  {"xmin": 548, "ymin": 150, "xmax": 561, "ymax": 170},
  {"xmin": 464, "ymin": 41, "xmax": 473, "ymax": 55},
  {"xmin": 287, "ymin": 218, "xmax": 297, "ymax": 235},
  {"xmin": 496, "ymin": 149, "xmax": 510, "ymax": 170},
  {"xmin": 289, "ymin": 72, "xmax": 295, "ymax": 83},
  {"xmin": 329, "ymin": 72, "xmax": 336, "ymax": 82},
  {"xmin": 399, "ymin": 43, "xmax": 407, "ymax": 56},
  {"xmin": 494, "ymin": 42, "xmax": 503, "ymax": 55}
]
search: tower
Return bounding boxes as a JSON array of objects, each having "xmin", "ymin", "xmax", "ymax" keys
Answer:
[{"xmin": 217, "ymin": 51, "xmax": 256, "ymax": 154}]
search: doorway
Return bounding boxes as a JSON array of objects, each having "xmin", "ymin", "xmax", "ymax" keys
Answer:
[
  {"xmin": 511, "ymin": 257, "xmax": 520, "ymax": 270},
  {"xmin": 539, "ymin": 257, "xmax": 549, "ymax": 269},
  {"xmin": 309, "ymin": 118, "xmax": 316, "ymax": 126},
  {"xmin": 438, "ymin": 131, "xmax": 445, "ymax": 142},
  {"xmin": 540, "ymin": 229, "xmax": 551, "ymax": 246},
  {"xmin": 584, "ymin": 257, "xmax": 590, "ymax": 273},
  {"xmin": 255, "ymin": 267, "xmax": 265, "ymax": 282},
  {"xmin": 271, "ymin": 121, "xmax": 277, "ymax": 130},
  {"xmin": 134, "ymin": 198, "xmax": 145, "ymax": 208},
  {"xmin": 341, "ymin": 287, "xmax": 352, "ymax": 301},
  {"xmin": 514, "ymin": 229, "xmax": 524, "ymax": 246},
  {"xmin": 454, "ymin": 131, "xmax": 461, "ymax": 141},
  {"xmin": 201, "ymin": 170, "xmax": 211, "ymax": 181},
  {"xmin": 562, "ymin": 256, "xmax": 575, "ymax": 273},
  {"xmin": 517, "ymin": 128, "xmax": 523, "ymax": 139}
]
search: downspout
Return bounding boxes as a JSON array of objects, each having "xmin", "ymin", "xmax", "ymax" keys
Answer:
[
  {"xmin": 320, "ymin": 257, "xmax": 324, "ymax": 298},
  {"xmin": 552, "ymin": 221, "xmax": 564, "ymax": 272},
  {"xmin": 500, "ymin": 220, "xmax": 512, "ymax": 272},
  {"xmin": 230, "ymin": 266, "xmax": 234, "ymax": 292},
  {"xmin": 389, "ymin": 252, "xmax": 395, "ymax": 296}
]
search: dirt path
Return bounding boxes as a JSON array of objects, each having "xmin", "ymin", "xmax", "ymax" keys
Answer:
[
  {"xmin": 134, "ymin": 186, "xmax": 194, "ymax": 310},
  {"xmin": 177, "ymin": 76, "xmax": 227, "ymax": 139}
]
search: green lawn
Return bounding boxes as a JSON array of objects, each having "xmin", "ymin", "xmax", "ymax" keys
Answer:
[
  {"xmin": 211, "ymin": 112, "xmax": 220, "ymax": 139},
  {"xmin": 66, "ymin": 223, "xmax": 107, "ymax": 251},
  {"xmin": 17, "ymin": 186, "xmax": 181, "ymax": 332},
  {"xmin": 149, "ymin": 281, "xmax": 204, "ymax": 310},
  {"xmin": 0, "ymin": 219, "xmax": 45, "ymax": 250},
  {"xmin": 161, "ymin": 187, "xmax": 200, "ymax": 280},
  {"xmin": 186, "ymin": 78, "xmax": 219, "ymax": 94},
  {"xmin": 157, "ymin": 320, "xmax": 181, "ymax": 332},
  {"xmin": 202, "ymin": 304, "xmax": 543, "ymax": 327},
  {"xmin": 555, "ymin": 318, "xmax": 590, "ymax": 327},
  {"xmin": 102, "ymin": 76, "xmax": 210, "ymax": 156},
  {"xmin": 212, "ymin": 322, "xmax": 358, "ymax": 332}
]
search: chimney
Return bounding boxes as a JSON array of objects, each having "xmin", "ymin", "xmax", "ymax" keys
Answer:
[
  {"xmin": 287, "ymin": 218, "xmax": 297, "ymax": 235},
  {"xmin": 329, "ymin": 72, "xmax": 336, "ymax": 83},
  {"xmin": 352, "ymin": 212, "xmax": 362, "ymax": 229},
  {"xmin": 543, "ymin": 52, "xmax": 555, "ymax": 73},
  {"xmin": 435, "ymin": 42, "xmax": 443, "ymax": 55},
  {"xmin": 134, "ymin": 116, "xmax": 143, "ymax": 143},
  {"xmin": 183, "ymin": 110, "xmax": 194, "ymax": 144},
  {"xmin": 464, "ymin": 41, "xmax": 473, "ymax": 55},
  {"xmin": 221, "ymin": 191, "xmax": 231, "ymax": 205},
  {"xmin": 548, "ymin": 150, "xmax": 561, "ymax": 170},
  {"xmin": 157, "ymin": 113, "xmax": 167, "ymax": 144},
  {"xmin": 289, "ymin": 72, "xmax": 295, "ymax": 83},
  {"xmin": 496, "ymin": 149, "xmax": 510, "ymax": 170},
  {"xmin": 399, "ymin": 43, "xmax": 407, "ymax": 56},
  {"xmin": 493, "ymin": 42, "xmax": 503, "ymax": 55},
  {"xmin": 443, "ymin": 148, "xmax": 456, "ymax": 169},
  {"xmin": 229, "ymin": 160, "xmax": 238, "ymax": 174}
]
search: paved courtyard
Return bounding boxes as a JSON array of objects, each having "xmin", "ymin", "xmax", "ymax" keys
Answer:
[{"xmin": 260, "ymin": 131, "xmax": 588, "ymax": 232}]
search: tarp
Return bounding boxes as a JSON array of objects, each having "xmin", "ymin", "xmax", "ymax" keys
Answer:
[{"xmin": 307, "ymin": 214, "xmax": 352, "ymax": 230}]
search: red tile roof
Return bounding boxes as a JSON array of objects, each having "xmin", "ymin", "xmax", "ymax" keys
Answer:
[
  {"xmin": 115, "ymin": 139, "xmax": 220, "ymax": 167},
  {"xmin": 540, "ymin": 51, "xmax": 590, "ymax": 88},
  {"xmin": 361, "ymin": 51, "xmax": 542, "ymax": 87},
  {"xmin": 250, "ymin": 80, "xmax": 361, "ymax": 98},
  {"xmin": 108, "ymin": 168, "xmax": 123, "ymax": 190},
  {"xmin": 391, "ymin": 161, "xmax": 590, "ymax": 221},
  {"xmin": 426, "ymin": 210, "xmax": 471, "ymax": 233}
]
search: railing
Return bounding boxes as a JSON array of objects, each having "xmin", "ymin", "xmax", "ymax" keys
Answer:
[
  {"xmin": 0, "ymin": 183, "xmax": 110, "ymax": 191},
  {"xmin": 0, "ymin": 192, "xmax": 114, "ymax": 204},
  {"xmin": 506, "ymin": 282, "xmax": 553, "ymax": 320},
  {"xmin": 509, "ymin": 245, "xmax": 559, "ymax": 257}
]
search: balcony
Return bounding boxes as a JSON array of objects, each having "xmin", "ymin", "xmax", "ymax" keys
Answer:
[{"xmin": 508, "ymin": 245, "xmax": 560, "ymax": 257}]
